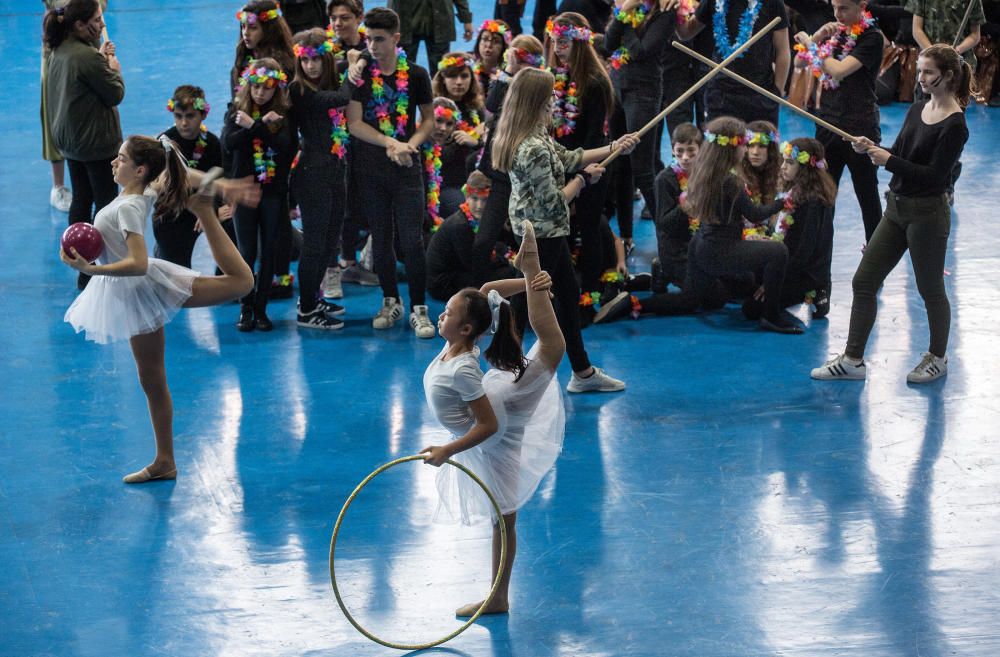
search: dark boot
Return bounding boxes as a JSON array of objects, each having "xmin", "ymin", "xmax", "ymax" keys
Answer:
[
  {"xmin": 237, "ymin": 304, "xmax": 255, "ymax": 332},
  {"xmin": 254, "ymin": 305, "xmax": 273, "ymax": 331}
]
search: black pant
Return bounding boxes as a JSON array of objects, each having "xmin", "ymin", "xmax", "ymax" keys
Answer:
[
  {"xmin": 234, "ymin": 194, "xmax": 287, "ymax": 309},
  {"xmin": 293, "ymin": 162, "xmax": 346, "ymax": 312},
  {"xmin": 538, "ymin": 235, "xmax": 590, "ymax": 373},
  {"xmin": 152, "ymin": 209, "xmax": 239, "ymax": 270},
  {"xmin": 494, "ymin": 0, "xmax": 524, "ymax": 35},
  {"xmin": 688, "ymin": 233, "xmax": 789, "ymax": 319},
  {"xmin": 818, "ymin": 129, "xmax": 883, "ymax": 242},
  {"xmin": 608, "ymin": 104, "xmax": 635, "ymax": 240},
  {"xmin": 403, "ymin": 37, "xmax": 450, "ymax": 75},
  {"xmin": 615, "ymin": 88, "xmax": 661, "ymax": 220},
  {"xmin": 532, "ymin": 0, "xmax": 557, "ymax": 39},
  {"xmin": 705, "ymin": 82, "xmax": 780, "ymax": 126},
  {"xmin": 338, "ymin": 160, "xmax": 367, "ymax": 264},
  {"xmin": 574, "ymin": 177, "xmax": 610, "ymax": 293},
  {"xmin": 357, "ymin": 153, "xmax": 426, "ymax": 307},
  {"xmin": 66, "ymin": 158, "xmax": 116, "ymax": 225}
]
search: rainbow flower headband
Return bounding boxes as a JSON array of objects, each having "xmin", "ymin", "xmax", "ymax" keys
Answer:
[
  {"xmin": 438, "ymin": 55, "xmax": 472, "ymax": 72},
  {"xmin": 748, "ymin": 131, "xmax": 778, "ymax": 146},
  {"xmin": 293, "ymin": 38, "xmax": 335, "ymax": 58},
  {"xmin": 781, "ymin": 141, "xmax": 827, "ymax": 169},
  {"xmin": 509, "ymin": 47, "xmax": 543, "ymax": 67},
  {"xmin": 545, "ymin": 20, "xmax": 594, "ymax": 43},
  {"xmin": 462, "ymin": 183, "xmax": 490, "ymax": 198},
  {"xmin": 166, "ymin": 97, "xmax": 210, "ymax": 116},
  {"xmin": 241, "ymin": 65, "xmax": 289, "ymax": 88},
  {"xmin": 434, "ymin": 105, "xmax": 462, "ymax": 121},
  {"xmin": 236, "ymin": 7, "xmax": 282, "ymax": 24},
  {"xmin": 478, "ymin": 19, "xmax": 512, "ymax": 44},
  {"xmin": 704, "ymin": 130, "xmax": 751, "ymax": 147}
]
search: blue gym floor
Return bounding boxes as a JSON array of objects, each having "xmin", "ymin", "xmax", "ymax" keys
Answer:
[{"xmin": 3, "ymin": 2, "xmax": 1000, "ymax": 655}]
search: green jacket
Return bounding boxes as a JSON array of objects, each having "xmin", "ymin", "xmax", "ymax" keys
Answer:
[
  {"xmin": 388, "ymin": 0, "xmax": 473, "ymax": 44},
  {"xmin": 46, "ymin": 35, "xmax": 124, "ymax": 161}
]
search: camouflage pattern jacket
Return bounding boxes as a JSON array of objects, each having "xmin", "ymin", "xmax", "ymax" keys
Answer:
[{"xmin": 508, "ymin": 125, "xmax": 584, "ymax": 239}]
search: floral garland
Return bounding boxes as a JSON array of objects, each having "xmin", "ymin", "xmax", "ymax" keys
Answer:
[
  {"xmin": 241, "ymin": 65, "xmax": 288, "ymax": 88},
  {"xmin": 236, "ymin": 7, "xmax": 281, "ymax": 24},
  {"xmin": 579, "ymin": 291, "xmax": 602, "ymax": 310},
  {"xmin": 748, "ymin": 130, "xmax": 778, "ymax": 146},
  {"xmin": 456, "ymin": 108, "xmax": 482, "ymax": 136},
  {"xmin": 478, "ymin": 19, "xmax": 512, "ymax": 44},
  {"xmin": 771, "ymin": 191, "xmax": 796, "ymax": 241},
  {"xmin": 434, "ymin": 105, "xmax": 461, "ymax": 122},
  {"xmin": 459, "ymin": 202, "xmax": 479, "ymax": 233},
  {"xmin": 424, "ymin": 143, "xmax": 444, "ymax": 230},
  {"xmin": 329, "ymin": 108, "xmax": 349, "ymax": 159},
  {"xmin": 166, "ymin": 97, "xmax": 210, "ymax": 116},
  {"xmin": 614, "ymin": 0, "xmax": 654, "ymax": 28},
  {"xmin": 677, "ymin": 0, "xmax": 696, "ymax": 24},
  {"xmin": 325, "ymin": 25, "xmax": 367, "ymax": 61},
  {"xmin": 610, "ymin": 47, "xmax": 631, "ymax": 70},
  {"xmin": 507, "ymin": 47, "xmax": 543, "ymax": 68},
  {"xmin": 438, "ymin": 54, "xmax": 472, "ymax": 71},
  {"xmin": 704, "ymin": 129, "xmax": 751, "ymax": 146},
  {"xmin": 712, "ymin": 0, "xmax": 761, "ymax": 60},
  {"xmin": 293, "ymin": 38, "xmax": 336, "ymax": 59},
  {"xmin": 781, "ymin": 141, "xmax": 827, "ymax": 169},
  {"xmin": 545, "ymin": 19, "xmax": 594, "ymax": 44},
  {"xmin": 552, "ymin": 67, "xmax": 580, "ymax": 137},
  {"xmin": 794, "ymin": 11, "xmax": 876, "ymax": 90},
  {"xmin": 252, "ymin": 138, "xmax": 276, "ymax": 184},
  {"xmin": 670, "ymin": 160, "xmax": 700, "ymax": 234},
  {"xmin": 187, "ymin": 124, "xmax": 209, "ymax": 169},
  {"xmin": 366, "ymin": 48, "xmax": 410, "ymax": 138}
]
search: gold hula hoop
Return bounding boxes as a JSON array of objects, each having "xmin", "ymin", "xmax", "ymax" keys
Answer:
[{"xmin": 329, "ymin": 454, "xmax": 508, "ymax": 651}]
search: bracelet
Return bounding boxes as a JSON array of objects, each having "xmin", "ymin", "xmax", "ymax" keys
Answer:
[{"xmin": 577, "ymin": 170, "xmax": 592, "ymax": 186}]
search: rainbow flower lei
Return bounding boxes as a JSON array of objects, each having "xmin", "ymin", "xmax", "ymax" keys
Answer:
[
  {"xmin": 236, "ymin": 7, "xmax": 281, "ymax": 25},
  {"xmin": 456, "ymin": 108, "xmax": 482, "ymax": 136},
  {"xmin": 794, "ymin": 11, "xmax": 877, "ymax": 90},
  {"xmin": 712, "ymin": 0, "xmax": 761, "ymax": 60},
  {"xmin": 771, "ymin": 191, "xmax": 796, "ymax": 241},
  {"xmin": 252, "ymin": 137, "xmax": 276, "ymax": 184},
  {"xmin": 552, "ymin": 67, "xmax": 580, "ymax": 137},
  {"xmin": 614, "ymin": 0, "xmax": 654, "ymax": 28},
  {"xmin": 329, "ymin": 108, "xmax": 349, "ymax": 159},
  {"xmin": 670, "ymin": 159, "xmax": 699, "ymax": 234},
  {"xmin": 781, "ymin": 141, "xmax": 827, "ymax": 169},
  {"xmin": 424, "ymin": 143, "xmax": 443, "ymax": 230},
  {"xmin": 325, "ymin": 24, "xmax": 367, "ymax": 60},
  {"xmin": 610, "ymin": 47, "xmax": 631, "ymax": 70},
  {"xmin": 677, "ymin": 0, "xmax": 696, "ymax": 24},
  {"xmin": 459, "ymin": 202, "xmax": 479, "ymax": 233},
  {"xmin": 294, "ymin": 38, "xmax": 336, "ymax": 59},
  {"xmin": 748, "ymin": 130, "xmax": 778, "ymax": 146},
  {"xmin": 241, "ymin": 65, "xmax": 288, "ymax": 89},
  {"xmin": 579, "ymin": 291, "xmax": 602, "ymax": 310},
  {"xmin": 478, "ymin": 19, "xmax": 512, "ymax": 44},
  {"xmin": 187, "ymin": 124, "xmax": 209, "ymax": 169},
  {"xmin": 704, "ymin": 129, "xmax": 751, "ymax": 146},
  {"xmin": 367, "ymin": 48, "xmax": 410, "ymax": 138},
  {"xmin": 545, "ymin": 19, "xmax": 594, "ymax": 44},
  {"xmin": 166, "ymin": 97, "xmax": 210, "ymax": 116}
]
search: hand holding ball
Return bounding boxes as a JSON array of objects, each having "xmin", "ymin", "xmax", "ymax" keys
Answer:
[{"xmin": 61, "ymin": 223, "xmax": 104, "ymax": 263}]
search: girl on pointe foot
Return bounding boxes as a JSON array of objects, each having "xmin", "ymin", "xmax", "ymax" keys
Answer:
[
  {"xmin": 421, "ymin": 221, "xmax": 566, "ymax": 617},
  {"xmin": 61, "ymin": 135, "xmax": 257, "ymax": 483}
]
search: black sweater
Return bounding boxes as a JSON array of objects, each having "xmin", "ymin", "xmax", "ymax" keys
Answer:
[
  {"xmin": 221, "ymin": 108, "xmax": 296, "ymax": 196},
  {"xmin": 479, "ymin": 75, "xmax": 513, "ymax": 183},
  {"xmin": 426, "ymin": 211, "xmax": 513, "ymax": 284},
  {"xmin": 555, "ymin": 75, "xmax": 611, "ymax": 150},
  {"xmin": 700, "ymin": 175, "xmax": 785, "ymax": 242},
  {"xmin": 885, "ymin": 102, "xmax": 969, "ymax": 197},
  {"xmin": 655, "ymin": 166, "xmax": 690, "ymax": 242},
  {"xmin": 604, "ymin": 9, "xmax": 675, "ymax": 91},
  {"xmin": 783, "ymin": 197, "xmax": 834, "ymax": 287},
  {"xmin": 289, "ymin": 83, "xmax": 353, "ymax": 168}
]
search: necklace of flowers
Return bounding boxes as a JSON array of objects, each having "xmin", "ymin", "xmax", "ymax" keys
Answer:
[
  {"xmin": 329, "ymin": 108, "xmax": 349, "ymax": 159},
  {"xmin": 459, "ymin": 202, "xmax": 479, "ymax": 233},
  {"xmin": 610, "ymin": 47, "xmax": 631, "ymax": 70},
  {"xmin": 187, "ymin": 124, "xmax": 209, "ymax": 169},
  {"xmin": 614, "ymin": 0, "xmax": 654, "ymax": 28},
  {"xmin": 424, "ymin": 143, "xmax": 444, "ymax": 230},
  {"xmin": 712, "ymin": 0, "xmax": 761, "ymax": 60},
  {"xmin": 669, "ymin": 159, "xmax": 699, "ymax": 234},
  {"xmin": 252, "ymin": 137, "xmax": 276, "ymax": 184},
  {"xmin": 770, "ymin": 190, "xmax": 796, "ymax": 241},
  {"xmin": 368, "ymin": 48, "xmax": 410, "ymax": 138},
  {"xmin": 456, "ymin": 107, "xmax": 482, "ymax": 136},
  {"xmin": 795, "ymin": 11, "xmax": 876, "ymax": 90},
  {"xmin": 677, "ymin": 0, "xmax": 696, "ymax": 24},
  {"xmin": 552, "ymin": 67, "xmax": 580, "ymax": 138},
  {"xmin": 325, "ymin": 25, "xmax": 367, "ymax": 60}
]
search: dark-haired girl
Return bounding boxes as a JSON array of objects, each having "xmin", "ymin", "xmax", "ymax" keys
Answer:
[
  {"xmin": 60, "ymin": 135, "xmax": 257, "ymax": 483},
  {"xmin": 433, "ymin": 52, "xmax": 487, "ymax": 154},
  {"xmin": 812, "ymin": 44, "xmax": 972, "ymax": 384},
  {"xmin": 741, "ymin": 121, "xmax": 780, "ymax": 212},
  {"xmin": 420, "ymin": 221, "xmax": 565, "ymax": 617},
  {"xmin": 222, "ymin": 59, "xmax": 296, "ymax": 332},
  {"xmin": 231, "ymin": 0, "xmax": 295, "ymax": 95},
  {"xmin": 473, "ymin": 19, "xmax": 512, "ymax": 95}
]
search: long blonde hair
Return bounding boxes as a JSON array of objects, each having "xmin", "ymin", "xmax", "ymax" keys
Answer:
[{"xmin": 491, "ymin": 68, "xmax": 554, "ymax": 172}]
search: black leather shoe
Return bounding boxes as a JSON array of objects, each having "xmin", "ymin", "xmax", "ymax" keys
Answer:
[
  {"xmin": 237, "ymin": 305, "xmax": 255, "ymax": 332},
  {"xmin": 254, "ymin": 308, "xmax": 273, "ymax": 332},
  {"xmin": 813, "ymin": 289, "xmax": 830, "ymax": 319}
]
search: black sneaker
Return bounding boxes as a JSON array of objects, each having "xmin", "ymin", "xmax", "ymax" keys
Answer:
[
  {"xmin": 237, "ymin": 305, "xmax": 255, "ymax": 332},
  {"xmin": 593, "ymin": 291, "xmax": 633, "ymax": 324},
  {"xmin": 626, "ymin": 272, "xmax": 651, "ymax": 292},
  {"xmin": 317, "ymin": 299, "xmax": 346, "ymax": 317},
  {"xmin": 650, "ymin": 258, "xmax": 668, "ymax": 294},
  {"xmin": 760, "ymin": 311, "xmax": 804, "ymax": 334},
  {"xmin": 813, "ymin": 289, "xmax": 830, "ymax": 319},
  {"xmin": 297, "ymin": 306, "xmax": 345, "ymax": 330},
  {"xmin": 254, "ymin": 308, "xmax": 273, "ymax": 332}
]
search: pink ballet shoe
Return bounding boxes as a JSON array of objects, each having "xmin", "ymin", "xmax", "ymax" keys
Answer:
[{"xmin": 122, "ymin": 467, "xmax": 177, "ymax": 484}]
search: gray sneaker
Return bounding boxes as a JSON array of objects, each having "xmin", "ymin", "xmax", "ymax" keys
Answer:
[
  {"xmin": 322, "ymin": 267, "xmax": 343, "ymax": 299},
  {"xmin": 567, "ymin": 367, "xmax": 625, "ymax": 393},
  {"xmin": 341, "ymin": 263, "xmax": 380, "ymax": 286},
  {"xmin": 906, "ymin": 352, "xmax": 947, "ymax": 383}
]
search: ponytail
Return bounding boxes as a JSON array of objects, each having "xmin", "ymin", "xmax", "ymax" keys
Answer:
[
  {"xmin": 957, "ymin": 58, "xmax": 976, "ymax": 108},
  {"xmin": 42, "ymin": 0, "xmax": 100, "ymax": 52},
  {"xmin": 919, "ymin": 43, "xmax": 979, "ymax": 109},
  {"xmin": 124, "ymin": 135, "xmax": 191, "ymax": 221},
  {"xmin": 458, "ymin": 288, "xmax": 528, "ymax": 381}
]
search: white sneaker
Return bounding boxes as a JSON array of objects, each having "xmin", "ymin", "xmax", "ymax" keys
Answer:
[
  {"xmin": 322, "ymin": 267, "xmax": 343, "ymax": 299},
  {"xmin": 409, "ymin": 305, "xmax": 436, "ymax": 339},
  {"xmin": 340, "ymin": 263, "xmax": 380, "ymax": 286},
  {"xmin": 906, "ymin": 352, "xmax": 947, "ymax": 383},
  {"xmin": 811, "ymin": 354, "xmax": 866, "ymax": 381},
  {"xmin": 566, "ymin": 367, "xmax": 625, "ymax": 393},
  {"xmin": 360, "ymin": 235, "xmax": 374, "ymax": 271},
  {"xmin": 50, "ymin": 185, "xmax": 72, "ymax": 212},
  {"xmin": 372, "ymin": 297, "xmax": 403, "ymax": 329}
]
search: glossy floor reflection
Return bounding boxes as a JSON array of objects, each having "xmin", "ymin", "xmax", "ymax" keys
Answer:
[{"xmin": 3, "ymin": 3, "xmax": 1000, "ymax": 656}]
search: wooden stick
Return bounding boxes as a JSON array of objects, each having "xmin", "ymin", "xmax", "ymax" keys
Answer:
[
  {"xmin": 672, "ymin": 41, "xmax": 858, "ymax": 142},
  {"xmin": 599, "ymin": 15, "xmax": 782, "ymax": 167},
  {"xmin": 951, "ymin": 0, "xmax": 978, "ymax": 48}
]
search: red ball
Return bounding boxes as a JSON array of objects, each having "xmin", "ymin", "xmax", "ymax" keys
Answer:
[{"xmin": 61, "ymin": 223, "xmax": 104, "ymax": 263}]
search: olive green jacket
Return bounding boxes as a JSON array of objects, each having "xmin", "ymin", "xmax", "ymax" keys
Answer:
[
  {"xmin": 388, "ymin": 0, "xmax": 473, "ymax": 44},
  {"xmin": 46, "ymin": 35, "xmax": 124, "ymax": 161}
]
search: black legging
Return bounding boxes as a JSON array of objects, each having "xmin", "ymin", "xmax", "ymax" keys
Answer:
[
  {"xmin": 294, "ymin": 162, "xmax": 346, "ymax": 312},
  {"xmin": 537, "ymin": 235, "xmax": 590, "ymax": 373},
  {"xmin": 608, "ymin": 104, "xmax": 635, "ymax": 240},
  {"xmin": 494, "ymin": 0, "xmax": 524, "ymax": 35},
  {"xmin": 234, "ymin": 194, "xmax": 287, "ymax": 310},
  {"xmin": 574, "ymin": 177, "xmax": 610, "ymax": 294},
  {"xmin": 66, "ymin": 158, "xmax": 116, "ymax": 225},
  {"xmin": 818, "ymin": 129, "xmax": 883, "ymax": 241},
  {"xmin": 152, "ymin": 210, "xmax": 239, "ymax": 270},
  {"xmin": 688, "ymin": 233, "xmax": 789, "ymax": 319}
]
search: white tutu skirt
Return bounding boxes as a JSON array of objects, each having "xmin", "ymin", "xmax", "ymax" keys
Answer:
[
  {"xmin": 434, "ymin": 343, "xmax": 565, "ymax": 524},
  {"xmin": 64, "ymin": 258, "xmax": 198, "ymax": 344}
]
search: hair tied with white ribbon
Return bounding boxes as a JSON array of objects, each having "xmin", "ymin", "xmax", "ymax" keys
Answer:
[
  {"xmin": 487, "ymin": 289, "xmax": 508, "ymax": 335},
  {"xmin": 158, "ymin": 135, "xmax": 173, "ymax": 153}
]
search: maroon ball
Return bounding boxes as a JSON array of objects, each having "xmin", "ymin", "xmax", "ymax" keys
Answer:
[{"xmin": 61, "ymin": 223, "xmax": 104, "ymax": 263}]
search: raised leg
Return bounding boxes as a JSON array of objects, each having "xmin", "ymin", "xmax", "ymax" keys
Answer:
[
  {"xmin": 184, "ymin": 195, "xmax": 254, "ymax": 307},
  {"xmin": 516, "ymin": 222, "xmax": 566, "ymax": 371}
]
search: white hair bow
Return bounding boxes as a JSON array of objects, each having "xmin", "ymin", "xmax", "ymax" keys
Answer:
[{"xmin": 488, "ymin": 289, "xmax": 508, "ymax": 335}]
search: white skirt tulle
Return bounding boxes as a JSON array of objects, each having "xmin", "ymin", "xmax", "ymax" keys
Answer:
[
  {"xmin": 434, "ymin": 343, "xmax": 566, "ymax": 525},
  {"xmin": 65, "ymin": 258, "xmax": 198, "ymax": 344}
]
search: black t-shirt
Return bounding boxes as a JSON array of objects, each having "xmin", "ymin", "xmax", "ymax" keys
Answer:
[
  {"xmin": 350, "ymin": 56, "xmax": 433, "ymax": 159},
  {"xmin": 886, "ymin": 101, "xmax": 968, "ymax": 196},
  {"xmin": 161, "ymin": 126, "xmax": 222, "ymax": 172},
  {"xmin": 816, "ymin": 27, "xmax": 884, "ymax": 139},
  {"xmin": 694, "ymin": 0, "xmax": 789, "ymax": 91}
]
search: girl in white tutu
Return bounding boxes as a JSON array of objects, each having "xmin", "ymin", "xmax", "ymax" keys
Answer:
[
  {"xmin": 60, "ymin": 135, "xmax": 257, "ymax": 483},
  {"xmin": 421, "ymin": 220, "xmax": 566, "ymax": 617}
]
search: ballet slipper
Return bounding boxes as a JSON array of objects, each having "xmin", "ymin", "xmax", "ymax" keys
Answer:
[
  {"xmin": 455, "ymin": 599, "xmax": 509, "ymax": 618},
  {"xmin": 122, "ymin": 467, "xmax": 177, "ymax": 484},
  {"xmin": 196, "ymin": 166, "xmax": 224, "ymax": 196},
  {"xmin": 513, "ymin": 221, "xmax": 538, "ymax": 272}
]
